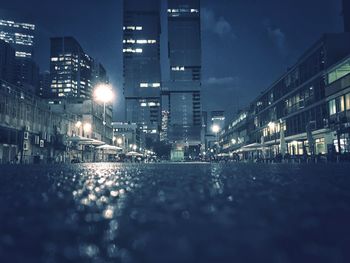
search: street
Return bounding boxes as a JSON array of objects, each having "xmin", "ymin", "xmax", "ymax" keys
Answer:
[{"xmin": 1, "ymin": 163, "xmax": 350, "ymax": 262}]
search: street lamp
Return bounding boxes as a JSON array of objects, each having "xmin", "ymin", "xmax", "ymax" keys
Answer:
[
  {"xmin": 211, "ymin": 124, "xmax": 221, "ymax": 154},
  {"xmin": 117, "ymin": 138, "xmax": 123, "ymax": 145},
  {"xmin": 211, "ymin": 124, "xmax": 220, "ymax": 134},
  {"xmin": 93, "ymin": 84, "xmax": 114, "ymax": 143}
]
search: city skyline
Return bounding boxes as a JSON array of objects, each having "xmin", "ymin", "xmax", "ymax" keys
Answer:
[
  {"xmin": 2, "ymin": 1, "xmax": 350, "ymax": 262},
  {"xmin": 0, "ymin": 0, "xmax": 345, "ymax": 121}
]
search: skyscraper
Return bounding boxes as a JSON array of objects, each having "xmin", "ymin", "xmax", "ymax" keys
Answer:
[
  {"xmin": 167, "ymin": 0, "xmax": 202, "ymax": 150},
  {"xmin": 50, "ymin": 37, "xmax": 93, "ymax": 98},
  {"xmin": 0, "ymin": 40, "xmax": 16, "ymax": 84},
  {"xmin": 123, "ymin": 0, "xmax": 162, "ymax": 143},
  {"xmin": 0, "ymin": 10, "xmax": 38, "ymax": 92},
  {"xmin": 344, "ymin": 0, "xmax": 350, "ymax": 32},
  {"xmin": 0, "ymin": 12, "xmax": 35, "ymax": 59}
]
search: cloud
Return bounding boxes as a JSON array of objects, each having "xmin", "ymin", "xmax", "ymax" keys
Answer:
[
  {"xmin": 264, "ymin": 20, "xmax": 287, "ymax": 56},
  {"xmin": 204, "ymin": 76, "xmax": 238, "ymax": 85},
  {"xmin": 201, "ymin": 8, "xmax": 236, "ymax": 39},
  {"xmin": 267, "ymin": 27, "xmax": 286, "ymax": 53}
]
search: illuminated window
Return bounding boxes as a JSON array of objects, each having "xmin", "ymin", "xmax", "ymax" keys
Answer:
[
  {"xmin": 339, "ymin": 96, "xmax": 345, "ymax": 112},
  {"xmin": 136, "ymin": 39, "xmax": 156, "ymax": 44},
  {"xmin": 123, "ymin": 26, "xmax": 142, "ymax": 31},
  {"xmin": 329, "ymin": 99, "xmax": 336, "ymax": 115},
  {"xmin": 328, "ymin": 58, "xmax": 350, "ymax": 84},
  {"xmin": 123, "ymin": 48, "xmax": 143, "ymax": 53},
  {"xmin": 346, "ymin": 93, "xmax": 350, "ymax": 110},
  {"xmin": 171, "ymin": 66, "xmax": 185, "ymax": 71}
]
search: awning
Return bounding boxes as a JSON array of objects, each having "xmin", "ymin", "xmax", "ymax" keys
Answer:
[
  {"xmin": 67, "ymin": 136, "xmax": 93, "ymax": 143},
  {"xmin": 67, "ymin": 136, "xmax": 105, "ymax": 146},
  {"xmin": 96, "ymin": 145, "xmax": 123, "ymax": 151}
]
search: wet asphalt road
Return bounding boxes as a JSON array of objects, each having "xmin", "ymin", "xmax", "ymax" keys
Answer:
[{"xmin": 0, "ymin": 163, "xmax": 350, "ymax": 263}]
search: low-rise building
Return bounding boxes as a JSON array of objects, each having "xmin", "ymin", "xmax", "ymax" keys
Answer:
[
  {"xmin": 325, "ymin": 55, "xmax": 350, "ymax": 153},
  {"xmin": 219, "ymin": 33, "xmax": 350, "ymax": 160},
  {"xmin": 0, "ymin": 79, "xmax": 76, "ymax": 164}
]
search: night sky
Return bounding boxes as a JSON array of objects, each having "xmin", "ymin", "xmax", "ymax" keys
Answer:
[{"xmin": 1, "ymin": 0, "xmax": 344, "ymax": 121}]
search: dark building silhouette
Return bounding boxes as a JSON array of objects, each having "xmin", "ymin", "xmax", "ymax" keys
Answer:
[
  {"xmin": 0, "ymin": 40, "xmax": 16, "ymax": 84},
  {"xmin": 123, "ymin": 0, "xmax": 162, "ymax": 143},
  {"xmin": 50, "ymin": 37, "xmax": 93, "ymax": 99},
  {"xmin": 38, "ymin": 71, "xmax": 51, "ymax": 97},
  {"xmin": 92, "ymin": 61, "xmax": 109, "ymax": 86},
  {"xmin": 344, "ymin": 0, "xmax": 350, "ymax": 32}
]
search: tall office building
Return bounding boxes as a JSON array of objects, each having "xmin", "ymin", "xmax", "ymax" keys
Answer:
[
  {"xmin": 0, "ymin": 40, "xmax": 16, "ymax": 84},
  {"xmin": 123, "ymin": 0, "xmax": 162, "ymax": 143},
  {"xmin": 0, "ymin": 10, "xmax": 38, "ymax": 92},
  {"xmin": 50, "ymin": 37, "xmax": 93, "ymax": 98},
  {"xmin": 0, "ymin": 11, "xmax": 35, "ymax": 59},
  {"xmin": 344, "ymin": 0, "xmax": 350, "ymax": 32},
  {"xmin": 167, "ymin": 0, "xmax": 202, "ymax": 150}
]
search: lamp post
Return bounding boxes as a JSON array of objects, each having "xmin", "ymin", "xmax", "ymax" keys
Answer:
[{"xmin": 93, "ymin": 84, "xmax": 114, "ymax": 144}]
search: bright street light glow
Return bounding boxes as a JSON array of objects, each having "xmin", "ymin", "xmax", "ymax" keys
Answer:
[
  {"xmin": 211, "ymin": 124, "xmax": 220, "ymax": 134},
  {"xmin": 75, "ymin": 121, "xmax": 82, "ymax": 128},
  {"xmin": 268, "ymin": 122, "xmax": 276, "ymax": 131},
  {"xmin": 83, "ymin": 123, "xmax": 92, "ymax": 133},
  {"xmin": 94, "ymin": 84, "xmax": 114, "ymax": 103}
]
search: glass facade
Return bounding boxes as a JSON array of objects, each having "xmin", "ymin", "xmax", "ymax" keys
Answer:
[
  {"xmin": 123, "ymin": 0, "xmax": 162, "ymax": 140},
  {"xmin": 168, "ymin": 0, "xmax": 202, "ymax": 145}
]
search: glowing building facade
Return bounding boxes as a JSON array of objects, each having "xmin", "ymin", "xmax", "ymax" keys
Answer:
[
  {"xmin": 50, "ymin": 37, "xmax": 93, "ymax": 99},
  {"xmin": 123, "ymin": 0, "xmax": 162, "ymax": 142}
]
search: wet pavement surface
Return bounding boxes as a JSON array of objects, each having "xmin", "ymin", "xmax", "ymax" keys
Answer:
[{"xmin": 0, "ymin": 163, "xmax": 350, "ymax": 263}]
